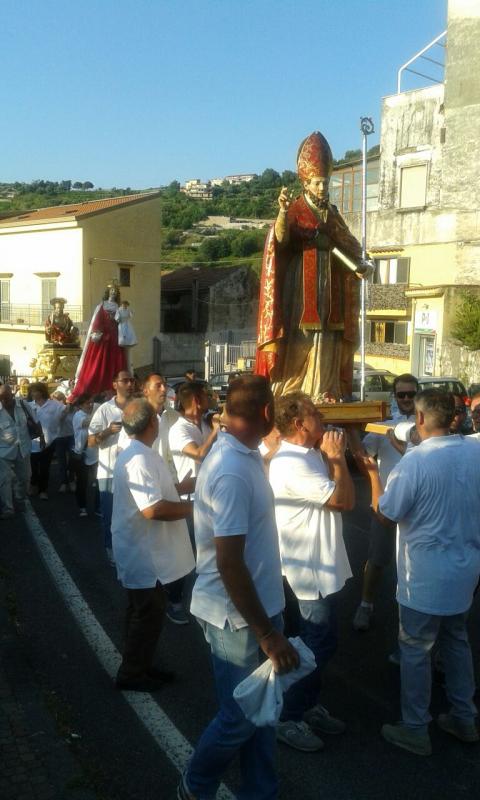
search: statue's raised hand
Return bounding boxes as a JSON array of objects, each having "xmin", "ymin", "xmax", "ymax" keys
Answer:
[{"xmin": 278, "ymin": 186, "xmax": 291, "ymax": 213}]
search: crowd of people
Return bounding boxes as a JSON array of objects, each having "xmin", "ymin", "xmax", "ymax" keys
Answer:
[{"xmin": 1, "ymin": 369, "xmax": 480, "ymax": 799}]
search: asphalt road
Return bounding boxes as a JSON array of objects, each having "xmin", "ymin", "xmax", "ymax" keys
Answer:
[{"xmin": 1, "ymin": 466, "xmax": 480, "ymax": 800}]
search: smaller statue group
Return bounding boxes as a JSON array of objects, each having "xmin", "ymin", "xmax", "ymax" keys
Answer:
[{"xmin": 45, "ymin": 298, "xmax": 79, "ymax": 347}]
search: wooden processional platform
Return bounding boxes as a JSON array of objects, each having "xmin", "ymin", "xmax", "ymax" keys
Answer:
[{"xmin": 314, "ymin": 400, "xmax": 393, "ymax": 434}]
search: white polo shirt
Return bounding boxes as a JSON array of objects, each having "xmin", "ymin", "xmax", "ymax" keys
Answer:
[
  {"xmin": 363, "ymin": 413, "xmax": 414, "ymax": 486},
  {"xmin": 169, "ymin": 416, "xmax": 211, "ymax": 483},
  {"xmin": 269, "ymin": 441, "xmax": 352, "ymax": 601},
  {"xmin": 112, "ymin": 439, "xmax": 194, "ymax": 589},
  {"xmin": 88, "ymin": 398, "xmax": 123, "ymax": 481},
  {"xmin": 379, "ymin": 434, "xmax": 480, "ymax": 615},
  {"xmin": 31, "ymin": 398, "xmax": 66, "ymax": 446},
  {"xmin": 191, "ymin": 432, "xmax": 285, "ymax": 630},
  {"xmin": 0, "ymin": 400, "xmax": 31, "ymax": 460},
  {"xmin": 73, "ymin": 409, "xmax": 98, "ymax": 466}
]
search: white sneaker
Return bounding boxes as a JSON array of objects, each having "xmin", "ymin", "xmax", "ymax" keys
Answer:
[
  {"xmin": 58, "ymin": 484, "xmax": 67, "ymax": 493},
  {"xmin": 39, "ymin": 492, "xmax": 48, "ymax": 500},
  {"xmin": 79, "ymin": 509, "xmax": 88, "ymax": 517},
  {"xmin": 352, "ymin": 604, "xmax": 373, "ymax": 631},
  {"xmin": 69, "ymin": 481, "xmax": 76, "ymax": 492}
]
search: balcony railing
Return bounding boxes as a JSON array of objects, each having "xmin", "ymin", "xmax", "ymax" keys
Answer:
[{"xmin": 0, "ymin": 304, "xmax": 84, "ymax": 327}]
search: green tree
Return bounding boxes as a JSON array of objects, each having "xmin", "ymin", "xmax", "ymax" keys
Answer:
[{"xmin": 451, "ymin": 291, "xmax": 480, "ymax": 350}]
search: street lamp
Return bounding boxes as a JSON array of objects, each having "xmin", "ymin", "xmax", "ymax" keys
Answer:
[{"xmin": 360, "ymin": 116, "xmax": 375, "ymax": 401}]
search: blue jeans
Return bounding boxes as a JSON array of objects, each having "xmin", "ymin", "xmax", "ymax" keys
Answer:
[
  {"xmin": 399, "ymin": 604, "xmax": 477, "ymax": 732},
  {"xmin": 281, "ymin": 593, "xmax": 337, "ymax": 721},
  {"xmin": 186, "ymin": 615, "xmax": 282, "ymax": 800},
  {"xmin": 98, "ymin": 478, "xmax": 113, "ymax": 549}
]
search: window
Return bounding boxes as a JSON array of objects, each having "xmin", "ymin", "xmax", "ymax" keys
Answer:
[
  {"xmin": 41, "ymin": 278, "xmax": 57, "ymax": 316},
  {"xmin": 368, "ymin": 320, "xmax": 408, "ymax": 344},
  {"xmin": 0, "ymin": 279, "xmax": 11, "ymax": 322},
  {"xmin": 373, "ymin": 257, "xmax": 410, "ymax": 285},
  {"xmin": 330, "ymin": 160, "xmax": 379, "ymax": 213},
  {"xmin": 400, "ymin": 164, "xmax": 427, "ymax": 209},
  {"xmin": 119, "ymin": 266, "xmax": 131, "ymax": 287}
]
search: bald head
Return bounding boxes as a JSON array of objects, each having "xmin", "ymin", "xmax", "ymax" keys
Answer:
[{"xmin": 122, "ymin": 397, "xmax": 158, "ymax": 446}]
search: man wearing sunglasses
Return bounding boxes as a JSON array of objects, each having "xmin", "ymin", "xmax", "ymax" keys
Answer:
[
  {"xmin": 469, "ymin": 393, "xmax": 480, "ymax": 441},
  {"xmin": 352, "ymin": 373, "xmax": 418, "ymax": 632},
  {"xmin": 88, "ymin": 370, "xmax": 135, "ymax": 564}
]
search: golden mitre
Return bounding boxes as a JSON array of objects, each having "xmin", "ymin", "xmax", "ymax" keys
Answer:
[{"xmin": 297, "ymin": 131, "xmax": 333, "ymax": 183}]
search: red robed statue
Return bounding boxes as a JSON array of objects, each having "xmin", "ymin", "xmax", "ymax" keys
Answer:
[
  {"xmin": 70, "ymin": 283, "xmax": 127, "ymax": 400},
  {"xmin": 255, "ymin": 131, "xmax": 370, "ymax": 400}
]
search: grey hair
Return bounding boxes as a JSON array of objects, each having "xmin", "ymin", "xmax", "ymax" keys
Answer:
[{"xmin": 122, "ymin": 398, "xmax": 155, "ymax": 436}]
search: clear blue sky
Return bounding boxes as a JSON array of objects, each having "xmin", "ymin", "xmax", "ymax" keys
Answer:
[{"xmin": 1, "ymin": 0, "xmax": 447, "ymax": 188}]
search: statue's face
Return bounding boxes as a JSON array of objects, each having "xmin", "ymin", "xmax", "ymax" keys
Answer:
[
  {"xmin": 54, "ymin": 302, "xmax": 63, "ymax": 314},
  {"xmin": 304, "ymin": 176, "xmax": 329, "ymax": 203},
  {"xmin": 109, "ymin": 286, "xmax": 116, "ymax": 300}
]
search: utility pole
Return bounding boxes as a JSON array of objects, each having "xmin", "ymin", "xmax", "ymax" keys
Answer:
[{"xmin": 360, "ymin": 116, "xmax": 375, "ymax": 401}]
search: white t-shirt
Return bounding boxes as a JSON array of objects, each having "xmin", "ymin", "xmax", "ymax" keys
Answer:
[
  {"xmin": 191, "ymin": 432, "xmax": 285, "ymax": 630},
  {"xmin": 88, "ymin": 398, "xmax": 123, "ymax": 481},
  {"xmin": 379, "ymin": 434, "xmax": 480, "ymax": 615},
  {"xmin": 31, "ymin": 398, "xmax": 66, "ymax": 446},
  {"xmin": 73, "ymin": 409, "xmax": 98, "ymax": 466},
  {"xmin": 168, "ymin": 416, "xmax": 211, "ymax": 483},
  {"xmin": 269, "ymin": 441, "xmax": 352, "ymax": 600},
  {"xmin": 111, "ymin": 439, "xmax": 195, "ymax": 589},
  {"xmin": 468, "ymin": 432, "xmax": 480, "ymax": 442},
  {"xmin": 363, "ymin": 413, "xmax": 413, "ymax": 487}
]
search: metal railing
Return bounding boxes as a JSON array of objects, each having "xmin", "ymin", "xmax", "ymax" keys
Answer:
[{"xmin": 0, "ymin": 304, "xmax": 84, "ymax": 326}]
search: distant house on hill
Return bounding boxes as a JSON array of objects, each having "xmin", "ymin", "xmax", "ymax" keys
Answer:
[{"xmin": 0, "ymin": 192, "xmax": 162, "ymax": 375}]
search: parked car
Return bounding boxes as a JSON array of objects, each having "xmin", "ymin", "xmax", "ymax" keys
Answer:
[
  {"xmin": 351, "ymin": 369, "xmax": 397, "ymax": 402},
  {"xmin": 417, "ymin": 376, "xmax": 468, "ymax": 404},
  {"xmin": 209, "ymin": 371, "xmax": 246, "ymax": 402}
]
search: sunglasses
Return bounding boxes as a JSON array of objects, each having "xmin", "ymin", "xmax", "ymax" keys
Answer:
[{"xmin": 395, "ymin": 391, "xmax": 417, "ymax": 399}]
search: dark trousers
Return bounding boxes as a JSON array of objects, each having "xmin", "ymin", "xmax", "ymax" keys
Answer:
[
  {"xmin": 30, "ymin": 443, "xmax": 56, "ymax": 493},
  {"xmin": 117, "ymin": 582, "xmax": 166, "ymax": 682},
  {"xmin": 55, "ymin": 435, "xmax": 74, "ymax": 484},
  {"xmin": 71, "ymin": 458, "xmax": 100, "ymax": 511}
]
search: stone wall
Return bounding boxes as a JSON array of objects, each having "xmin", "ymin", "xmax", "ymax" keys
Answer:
[
  {"xmin": 157, "ymin": 332, "xmax": 206, "ymax": 378},
  {"xmin": 207, "ymin": 266, "xmax": 259, "ymax": 331},
  {"xmin": 365, "ymin": 342, "xmax": 410, "ymax": 360},
  {"xmin": 438, "ymin": 341, "xmax": 480, "ymax": 385},
  {"xmin": 367, "ymin": 284, "xmax": 409, "ymax": 310}
]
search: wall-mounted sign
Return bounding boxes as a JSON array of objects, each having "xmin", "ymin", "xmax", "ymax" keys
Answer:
[{"xmin": 415, "ymin": 309, "xmax": 438, "ymax": 333}]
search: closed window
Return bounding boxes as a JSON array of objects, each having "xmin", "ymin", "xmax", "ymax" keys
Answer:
[
  {"xmin": 119, "ymin": 267, "xmax": 131, "ymax": 287},
  {"xmin": 400, "ymin": 164, "xmax": 427, "ymax": 208},
  {"xmin": 41, "ymin": 278, "xmax": 57, "ymax": 315},
  {"xmin": 373, "ymin": 257, "xmax": 410, "ymax": 285},
  {"xmin": 0, "ymin": 279, "xmax": 11, "ymax": 321}
]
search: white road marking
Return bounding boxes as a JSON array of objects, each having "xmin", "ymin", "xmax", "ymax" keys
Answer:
[{"xmin": 24, "ymin": 502, "xmax": 234, "ymax": 800}]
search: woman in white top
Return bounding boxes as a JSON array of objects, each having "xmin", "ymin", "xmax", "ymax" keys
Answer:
[
  {"xmin": 71, "ymin": 393, "xmax": 100, "ymax": 517},
  {"xmin": 30, "ymin": 382, "xmax": 68, "ymax": 499}
]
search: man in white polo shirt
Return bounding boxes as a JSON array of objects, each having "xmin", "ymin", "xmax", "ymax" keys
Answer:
[
  {"xmin": 269, "ymin": 392, "xmax": 355, "ymax": 753},
  {"xmin": 88, "ymin": 370, "xmax": 135, "ymax": 563},
  {"xmin": 179, "ymin": 375, "xmax": 299, "ymax": 800},
  {"xmin": 359, "ymin": 389, "xmax": 480, "ymax": 755},
  {"xmin": 168, "ymin": 381, "xmax": 217, "ymax": 487},
  {"xmin": 112, "ymin": 398, "xmax": 194, "ymax": 692}
]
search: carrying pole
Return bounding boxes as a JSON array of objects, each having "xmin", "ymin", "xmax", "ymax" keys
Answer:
[{"xmin": 360, "ymin": 117, "xmax": 374, "ymax": 401}]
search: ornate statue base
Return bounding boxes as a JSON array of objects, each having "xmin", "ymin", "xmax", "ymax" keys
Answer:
[{"xmin": 30, "ymin": 345, "xmax": 82, "ymax": 383}]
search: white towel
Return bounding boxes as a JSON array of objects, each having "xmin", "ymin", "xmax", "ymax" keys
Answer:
[{"xmin": 233, "ymin": 637, "xmax": 316, "ymax": 726}]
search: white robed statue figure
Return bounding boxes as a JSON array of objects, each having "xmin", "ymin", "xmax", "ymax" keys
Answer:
[{"xmin": 115, "ymin": 301, "xmax": 137, "ymax": 371}]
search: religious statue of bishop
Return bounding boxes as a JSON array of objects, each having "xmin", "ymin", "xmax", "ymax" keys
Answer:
[{"xmin": 255, "ymin": 131, "xmax": 370, "ymax": 400}]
